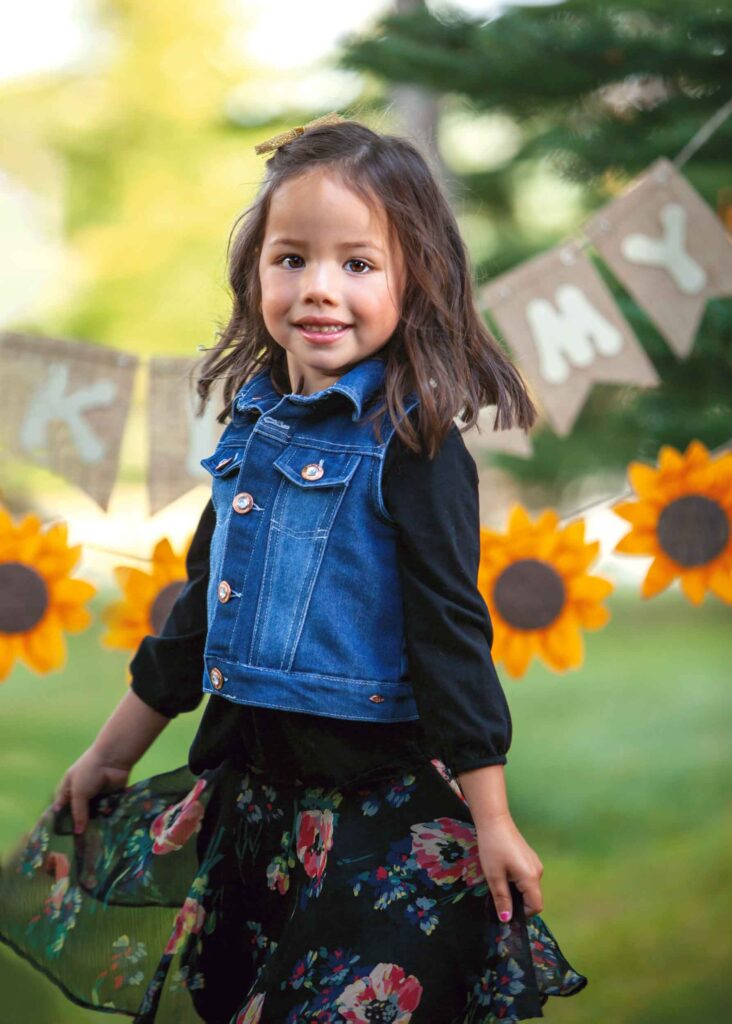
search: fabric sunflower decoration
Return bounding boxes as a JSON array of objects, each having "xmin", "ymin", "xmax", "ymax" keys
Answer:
[
  {"xmin": 478, "ymin": 505, "xmax": 614, "ymax": 678},
  {"xmin": 0, "ymin": 504, "xmax": 96, "ymax": 681},
  {"xmin": 102, "ymin": 536, "xmax": 192, "ymax": 662},
  {"xmin": 612, "ymin": 440, "xmax": 732, "ymax": 605}
]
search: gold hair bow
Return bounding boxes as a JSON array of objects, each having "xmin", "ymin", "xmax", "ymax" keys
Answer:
[{"xmin": 254, "ymin": 111, "xmax": 346, "ymax": 155}]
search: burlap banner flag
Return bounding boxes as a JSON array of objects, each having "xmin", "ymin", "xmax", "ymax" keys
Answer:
[
  {"xmin": 0, "ymin": 332, "xmax": 137, "ymax": 510},
  {"xmin": 462, "ymin": 405, "xmax": 534, "ymax": 459},
  {"xmin": 147, "ymin": 357, "xmax": 224, "ymax": 515},
  {"xmin": 583, "ymin": 157, "xmax": 732, "ymax": 358},
  {"xmin": 479, "ymin": 240, "xmax": 659, "ymax": 437}
]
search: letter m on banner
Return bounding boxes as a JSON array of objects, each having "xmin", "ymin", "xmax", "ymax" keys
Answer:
[{"xmin": 480, "ymin": 242, "xmax": 659, "ymax": 436}]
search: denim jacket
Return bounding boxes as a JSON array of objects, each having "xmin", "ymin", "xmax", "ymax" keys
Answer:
[{"xmin": 199, "ymin": 356, "xmax": 421, "ymax": 723}]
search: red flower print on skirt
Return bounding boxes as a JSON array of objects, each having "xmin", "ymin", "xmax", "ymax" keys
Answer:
[
  {"xmin": 42, "ymin": 850, "xmax": 72, "ymax": 915},
  {"xmin": 149, "ymin": 778, "xmax": 207, "ymax": 855},
  {"xmin": 295, "ymin": 808, "xmax": 334, "ymax": 887},
  {"xmin": 335, "ymin": 962, "xmax": 423, "ymax": 1023},
  {"xmin": 410, "ymin": 817, "xmax": 483, "ymax": 887},
  {"xmin": 163, "ymin": 896, "xmax": 206, "ymax": 956}
]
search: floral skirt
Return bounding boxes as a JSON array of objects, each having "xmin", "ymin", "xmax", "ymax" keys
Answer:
[{"xmin": 0, "ymin": 756, "xmax": 587, "ymax": 1023}]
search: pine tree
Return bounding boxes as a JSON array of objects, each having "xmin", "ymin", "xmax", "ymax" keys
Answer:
[{"xmin": 340, "ymin": 0, "xmax": 732, "ymax": 501}]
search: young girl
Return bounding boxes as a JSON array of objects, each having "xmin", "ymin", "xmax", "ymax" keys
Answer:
[{"xmin": 0, "ymin": 114, "xmax": 588, "ymax": 1023}]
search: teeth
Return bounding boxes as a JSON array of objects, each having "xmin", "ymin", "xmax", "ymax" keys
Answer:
[{"xmin": 299, "ymin": 324, "xmax": 347, "ymax": 333}]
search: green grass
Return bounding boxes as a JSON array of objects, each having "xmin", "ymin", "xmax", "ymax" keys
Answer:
[{"xmin": 1, "ymin": 586, "xmax": 730, "ymax": 1021}]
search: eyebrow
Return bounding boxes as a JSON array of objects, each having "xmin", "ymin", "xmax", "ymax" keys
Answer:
[{"xmin": 268, "ymin": 237, "xmax": 383, "ymax": 252}]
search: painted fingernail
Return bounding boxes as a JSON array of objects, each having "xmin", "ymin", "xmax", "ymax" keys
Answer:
[
  {"xmin": 74, "ymin": 823, "xmax": 84, "ymax": 834},
  {"xmin": 499, "ymin": 911, "xmax": 511, "ymax": 921}
]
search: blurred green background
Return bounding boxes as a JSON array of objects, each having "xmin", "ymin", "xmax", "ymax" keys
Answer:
[{"xmin": 1, "ymin": 0, "xmax": 731, "ymax": 1020}]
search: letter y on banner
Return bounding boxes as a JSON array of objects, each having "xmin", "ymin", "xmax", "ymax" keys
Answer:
[{"xmin": 583, "ymin": 157, "xmax": 732, "ymax": 357}]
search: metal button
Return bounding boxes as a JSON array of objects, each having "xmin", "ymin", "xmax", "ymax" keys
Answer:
[
  {"xmin": 215, "ymin": 455, "xmax": 233, "ymax": 470},
  {"xmin": 217, "ymin": 580, "xmax": 232, "ymax": 603},
  {"xmin": 210, "ymin": 667, "xmax": 224, "ymax": 690},
  {"xmin": 369, "ymin": 694, "xmax": 385, "ymax": 704},
  {"xmin": 301, "ymin": 463, "xmax": 324, "ymax": 481},
  {"xmin": 232, "ymin": 492, "xmax": 254, "ymax": 514}
]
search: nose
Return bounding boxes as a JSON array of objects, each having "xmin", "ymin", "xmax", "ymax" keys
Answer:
[{"xmin": 300, "ymin": 261, "xmax": 340, "ymax": 304}]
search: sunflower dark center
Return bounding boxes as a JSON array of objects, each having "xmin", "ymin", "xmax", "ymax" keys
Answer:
[
  {"xmin": 493, "ymin": 558, "xmax": 566, "ymax": 630},
  {"xmin": 656, "ymin": 494, "xmax": 729, "ymax": 567},
  {"xmin": 150, "ymin": 581, "xmax": 185, "ymax": 635},
  {"xmin": 0, "ymin": 562, "xmax": 50, "ymax": 633}
]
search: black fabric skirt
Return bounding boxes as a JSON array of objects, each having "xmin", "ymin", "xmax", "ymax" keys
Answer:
[{"xmin": 0, "ymin": 747, "xmax": 587, "ymax": 1023}]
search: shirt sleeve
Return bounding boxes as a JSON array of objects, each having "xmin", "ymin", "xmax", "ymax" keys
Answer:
[
  {"xmin": 128, "ymin": 499, "xmax": 214, "ymax": 718},
  {"xmin": 382, "ymin": 420, "xmax": 513, "ymax": 774}
]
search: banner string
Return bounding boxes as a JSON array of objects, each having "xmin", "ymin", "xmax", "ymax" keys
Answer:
[
  {"xmin": 672, "ymin": 96, "xmax": 732, "ymax": 170},
  {"xmin": 33, "ymin": 434, "xmax": 730, "ymax": 565},
  {"xmin": 555, "ymin": 436, "xmax": 732, "ymax": 526}
]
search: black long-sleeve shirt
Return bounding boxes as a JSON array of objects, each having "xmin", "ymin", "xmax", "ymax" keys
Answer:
[{"xmin": 130, "ymin": 421, "xmax": 512, "ymax": 784}]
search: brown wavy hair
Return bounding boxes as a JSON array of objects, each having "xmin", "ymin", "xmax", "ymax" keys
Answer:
[{"xmin": 195, "ymin": 116, "xmax": 537, "ymax": 457}]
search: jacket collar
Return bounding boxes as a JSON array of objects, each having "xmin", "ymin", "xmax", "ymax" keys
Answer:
[{"xmin": 234, "ymin": 356, "xmax": 388, "ymax": 422}]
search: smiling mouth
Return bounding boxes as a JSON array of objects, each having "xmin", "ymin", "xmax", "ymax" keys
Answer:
[
  {"xmin": 296, "ymin": 323, "xmax": 352, "ymax": 332},
  {"xmin": 295, "ymin": 324, "xmax": 352, "ymax": 342}
]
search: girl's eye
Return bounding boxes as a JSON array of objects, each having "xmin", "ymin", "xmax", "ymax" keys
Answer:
[
  {"xmin": 345, "ymin": 258, "xmax": 371, "ymax": 274},
  {"xmin": 275, "ymin": 255, "xmax": 372, "ymax": 274},
  {"xmin": 276, "ymin": 255, "xmax": 303, "ymax": 269}
]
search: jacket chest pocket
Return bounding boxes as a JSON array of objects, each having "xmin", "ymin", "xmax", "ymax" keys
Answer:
[
  {"xmin": 250, "ymin": 446, "xmax": 363, "ymax": 670},
  {"xmin": 200, "ymin": 448, "xmax": 244, "ymax": 513},
  {"xmin": 271, "ymin": 446, "xmax": 362, "ymax": 538}
]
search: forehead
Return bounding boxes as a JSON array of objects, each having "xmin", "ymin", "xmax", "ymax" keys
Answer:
[{"xmin": 264, "ymin": 169, "xmax": 391, "ymax": 244}]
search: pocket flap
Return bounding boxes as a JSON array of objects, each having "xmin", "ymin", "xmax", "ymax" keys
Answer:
[
  {"xmin": 200, "ymin": 448, "xmax": 244, "ymax": 477},
  {"xmin": 273, "ymin": 447, "xmax": 361, "ymax": 488}
]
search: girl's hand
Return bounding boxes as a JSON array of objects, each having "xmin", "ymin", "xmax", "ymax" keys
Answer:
[
  {"xmin": 52, "ymin": 748, "xmax": 132, "ymax": 835},
  {"xmin": 475, "ymin": 812, "xmax": 544, "ymax": 922}
]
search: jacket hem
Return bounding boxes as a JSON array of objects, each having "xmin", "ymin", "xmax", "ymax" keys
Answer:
[{"xmin": 201, "ymin": 656, "xmax": 421, "ymax": 723}]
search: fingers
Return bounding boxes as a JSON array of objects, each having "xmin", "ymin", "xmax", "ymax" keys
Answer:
[
  {"xmin": 52, "ymin": 772, "xmax": 87, "ymax": 833},
  {"xmin": 513, "ymin": 873, "xmax": 544, "ymax": 918},
  {"xmin": 52, "ymin": 774, "xmax": 71, "ymax": 813},
  {"xmin": 487, "ymin": 875, "xmax": 514, "ymax": 923},
  {"xmin": 70, "ymin": 789, "xmax": 90, "ymax": 835}
]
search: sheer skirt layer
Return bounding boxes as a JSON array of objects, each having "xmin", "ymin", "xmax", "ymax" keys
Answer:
[{"xmin": 0, "ymin": 755, "xmax": 587, "ymax": 1023}]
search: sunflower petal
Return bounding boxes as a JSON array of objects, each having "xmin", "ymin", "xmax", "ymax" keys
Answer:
[
  {"xmin": 611, "ymin": 500, "xmax": 658, "ymax": 528},
  {"xmin": 641, "ymin": 557, "xmax": 675, "ymax": 598},
  {"xmin": 50, "ymin": 577, "xmax": 97, "ymax": 605},
  {"xmin": 684, "ymin": 439, "xmax": 711, "ymax": 466},
  {"xmin": 0, "ymin": 639, "xmax": 17, "ymax": 682},
  {"xmin": 707, "ymin": 564, "xmax": 732, "ymax": 603},
  {"xmin": 569, "ymin": 574, "xmax": 614, "ymax": 601},
  {"xmin": 21, "ymin": 617, "xmax": 67, "ymax": 674},
  {"xmin": 58, "ymin": 605, "xmax": 93, "ymax": 633},
  {"xmin": 627, "ymin": 462, "xmax": 659, "ymax": 499},
  {"xmin": 680, "ymin": 569, "xmax": 707, "ymax": 606},
  {"xmin": 614, "ymin": 530, "xmax": 655, "ymax": 555},
  {"xmin": 576, "ymin": 603, "xmax": 611, "ymax": 629}
]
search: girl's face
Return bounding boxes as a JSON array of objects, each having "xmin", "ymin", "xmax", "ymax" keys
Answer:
[{"xmin": 258, "ymin": 168, "xmax": 405, "ymax": 396}]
